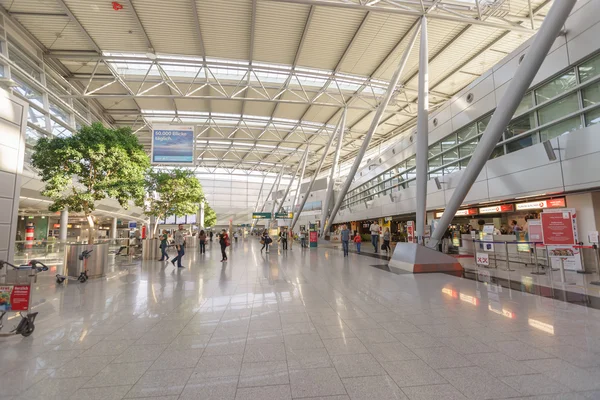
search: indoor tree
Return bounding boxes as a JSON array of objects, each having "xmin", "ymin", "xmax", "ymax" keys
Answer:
[
  {"xmin": 204, "ymin": 203, "xmax": 217, "ymax": 228},
  {"xmin": 144, "ymin": 168, "xmax": 204, "ymax": 235},
  {"xmin": 31, "ymin": 123, "xmax": 149, "ymax": 244}
]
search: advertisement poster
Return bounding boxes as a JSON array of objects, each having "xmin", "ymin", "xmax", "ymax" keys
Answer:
[
  {"xmin": 528, "ymin": 220, "xmax": 543, "ymax": 242},
  {"xmin": 0, "ymin": 285, "xmax": 30, "ymax": 311},
  {"xmin": 482, "ymin": 224, "xmax": 495, "ymax": 252},
  {"xmin": 516, "ymin": 231, "xmax": 529, "ymax": 252},
  {"xmin": 407, "ymin": 221, "xmax": 415, "ymax": 243},
  {"xmin": 152, "ymin": 126, "xmax": 195, "ymax": 164},
  {"xmin": 542, "ymin": 209, "xmax": 582, "ymax": 271}
]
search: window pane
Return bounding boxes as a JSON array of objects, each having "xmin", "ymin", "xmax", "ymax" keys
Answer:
[
  {"xmin": 585, "ymin": 108, "xmax": 600, "ymax": 126},
  {"xmin": 535, "ymin": 70, "xmax": 577, "ymax": 103},
  {"xmin": 25, "ymin": 126, "xmax": 44, "ymax": 146},
  {"xmin": 441, "ymin": 135, "xmax": 456, "ymax": 151},
  {"xmin": 50, "ymin": 119, "xmax": 73, "ymax": 137},
  {"xmin": 443, "ymin": 149, "xmax": 458, "ymax": 164},
  {"xmin": 505, "ymin": 113, "xmax": 535, "ymax": 139},
  {"xmin": 538, "ymin": 93, "xmax": 579, "ymax": 125},
  {"xmin": 477, "ymin": 115, "xmax": 491, "ymax": 134},
  {"xmin": 406, "ymin": 169, "xmax": 416, "ymax": 181},
  {"xmin": 406, "ymin": 157, "xmax": 416, "ymax": 168},
  {"xmin": 506, "ymin": 133, "xmax": 540, "ymax": 154},
  {"xmin": 489, "ymin": 146, "xmax": 504, "ymax": 160},
  {"xmin": 540, "ymin": 117, "xmax": 581, "ymax": 141},
  {"xmin": 582, "ymin": 82, "xmax": 600, "ymax": 107},
  {"xmin": 514, "ymin": 93, "xmax": 533, "ymax": 116},
  {"xmin": 460, "ymin": 157, "xmax": 470, "ymax": 169},
  {"xmin": 50, "ymin": 101, "xmax": 70, "ymax": 124},
  {"xmin": 579, "ymin": 54, "xmax": 600, "ymax": 83},
  {"xmin": 428, "ymin": 142, "xmax": 441, "ymax": 158},
  {"xmin": 27, "ymin": 106, "xmax": 46, "ymax": 129},
  {"xmin": 428, "ymin": 156, "xmax": 442, "ymax": 171},
  {"xmin": 12, "ymin": 74, "xmax": 44, "ymax": 107},
  {"xmin": 429, "ymin": 170, "xmax": 443, "ymax": 180},
  {"xmin": 460, "ymin": 138, "xmax": 478, "ymax": 158},
  {"xmin": 9, "ymin": 47, "xmax": 41, "ymax": 81},
  {"xmin": 457, "ymin": 124, "xmax": 477, "ymax": 143},
  {"xmin": 443, "ymin": 163, "xmax": 459, "ymax": 176}
]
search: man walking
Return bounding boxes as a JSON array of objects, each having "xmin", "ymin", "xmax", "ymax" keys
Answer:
[
  {"xmin": 369, "ymin": 220, "xmax": 381, "ymax": 253},
  {"xmin": 340, "ymin": 224, "xmax": 351, "ymax": 257},
  {"xmin": 280, "ymin": 229, "xmax": 288, "ymax": 250},
  {"xmin": 171, "ymin": 224, "xmax": 186, "ymax": 268}
]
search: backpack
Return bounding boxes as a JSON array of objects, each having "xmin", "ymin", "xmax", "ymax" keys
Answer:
[{"xmin": 266, "ymin": 236, "xmax": 273, "ymax": 244}]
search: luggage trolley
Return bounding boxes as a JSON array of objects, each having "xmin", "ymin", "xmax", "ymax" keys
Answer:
[
  {"xmin": 56, "ymin": 249, "xmax": 92, "ymax": 284},
  {"xmin": 0, "ymin": 259, "xmax": 48, "ymax": 337}
]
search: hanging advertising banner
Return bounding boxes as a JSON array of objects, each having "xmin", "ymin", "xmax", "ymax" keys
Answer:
[
  {"xmin": 516, "ymin": 198, "xmax": 566, "ymax": 211},
  {"xmin": 479, "ymin": 204, "xmax": 514, "ymax": 214},
  {"xmin": 542, "ymin": 209, "xmax": 582, "ymax": 271},
  {"xmin": 151, "ymin": 126, "xmax": 195, "ymax": 165},
  {"xmin": 406, "ymin": 221, "xmax": 415, "ymax": 243}
]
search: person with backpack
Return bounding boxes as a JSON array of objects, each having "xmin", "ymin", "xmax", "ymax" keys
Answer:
[
  {"xmin": 219, "ymin": 229, "xmax": 229, "ymax": 262},
  {"xmin": 261, "ymin": 231, "xmax": 272, "ymax": 253},
  {"xmin": 353, "ymin": 232, "xmax": 362, "ymax": 254}
]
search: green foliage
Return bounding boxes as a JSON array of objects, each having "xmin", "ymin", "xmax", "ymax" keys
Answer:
[
  {"xmin": 31, "ymin": 123, "xmax": 149, "ymax": 216},
  {"xmin": 204, "ymin": 203, "xmax": 217, "ymax": 227},
  {"xmin": 144, "ymin": 168, "xmax": 204, "ymax": 222}
]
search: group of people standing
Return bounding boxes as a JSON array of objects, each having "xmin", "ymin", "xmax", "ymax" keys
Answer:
[
  {"xmin": 339, "ymin": 221, "xmax": 392, "ymax": 257},
  {"xmin": 158, "ymin": 225, "xmax": 231, "ymax": 267}
]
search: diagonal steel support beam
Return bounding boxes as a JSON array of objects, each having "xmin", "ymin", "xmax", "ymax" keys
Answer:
[
  {"xmin": 291, "ymin": 148, "xmax": 309, "ymax": 218},
  {"xmin": 429, "ymin": 0, "xmax": 577, "ymax": 248},
  {"xmin": 279, "ymin": 146, "xmax": 309, "ymax": 218},
  {"xmin": 415, "ymin": 15, "xmax": 429, "ymax": 243},
  {"xmin": 323, "ymin": 19, "xmax": 421, "ymax": 237}
]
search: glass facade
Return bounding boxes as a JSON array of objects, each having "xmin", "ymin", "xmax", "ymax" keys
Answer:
[{"xmin": 341, "ymin": 52, "xmax": 600, "ymax": 210}]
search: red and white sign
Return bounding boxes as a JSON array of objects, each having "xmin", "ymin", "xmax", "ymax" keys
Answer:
[
  {"xmin": 528, "ymin": 220, "xmax": 543, "ymax": 242},
  {"xmin": 516, "ymin": 198, "xmax": 566, "ymax": 211},
  {"xmin": 479, "ymin": 204, "xmax": 514, "ymax": 214},
  {"xmin": 541, "ymin": 211, "xmax": 576, "ymax": 245},
  {"xmin": 476, "ymin": 252, "xmax": 490, "ymax": 266},
  {"xmin": 0, "ymin": 285, "xmax": 30, "ymax": 312},
  {"xmin": 406, "ymin": 221, "xmax": 415, "ymax": 243},
  {"xmin": 434, "ymin": 208, "xmax": 478, "ymax": 218}
]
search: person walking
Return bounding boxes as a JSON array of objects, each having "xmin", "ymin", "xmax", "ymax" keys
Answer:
[
  {"xmin": 340, "ymin": 224, "xmax": 351, "ymax": 257},
  {"xmin": 261, "ymin": 231, "xmax": 272, "ymax": 253},
  {"xmin": 234, "ymin": 231, "xmax": 239, "ymax": 243},
  {"xmin": 280, "ymin": 229, "xmax": 288, "ymax": 250},
  {"xmin": 382, "ymin": 228, "xmax": 391, "ymax": 254},
  {"xmin": 171, "ymin": 224, "xmax": 186, "ymax": 268},
  {"xmin": 353, "ymin": 231, "xmax": 362, "ymax": 254},
  {"xmin": 209, "ymin": 231, "xmax": 214, "ymax": 242},
  {"xmin": 158, "ymin": 229, "xmax": 169, "ymax": 261},
  {"xmin": 369, "ymin": 220, "xmax": 381, "ymax": 253},
  {"xmin": 219, "ymin": 229, "xmax": 229, "ymax": 262},
  {"xmin": 198, "ymin": 229, "xmax": 207, "ymax": 254},
  {"xmin": 299, "ymin": 230, "xmax": 306, "ymax": 248}
]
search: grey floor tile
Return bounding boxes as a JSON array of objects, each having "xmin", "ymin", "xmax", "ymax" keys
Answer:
[
  {"xmin": 281, "ymin": 321, "xmax": 318, "ymax": 335},
  {"xmin": 83, "ymin": 361, "xmax": 152, "ymax": 388},
  {"xmin": 235, "ymin": 384, "xmax": 292, "ymax": 400},
  {"xmin": 0, "ymin": 368, "xmax": 54, "ymax": 396},
  {"xmin": 412, "ymin": 346, "xmax": 474, "ymax": 369},
  {"xmin": 379, "ymin": 320, "xmax": 423, "ymax": 334},
  {"xmin": 365, "ymin": 341, "xmax": 419, "ymax": 363},
  {"xmin": 383, "ymin": 359, "xmax": 447, "ymax": 387},
  {"xmin": 541, "ymin": 345, "xmax": 600, "ymax": 368},
  {"xmin": 125, "ymin": 368, "xmax": 193, "ymax": 398},
  {"xmin": 331, "ymin": 353, "xmax": 386, "ymax": 378},
  {"xmin": 167, "ymin": 334, "xmax": 211, "ymax": 350},
  {"xmin": 246, "ymin": 330, "xmax": 284, "ymax": 345},
  {"xmin": 401, "ymin": 384, "xmax": 468, "ymax": 400},
  {"xmin": 284, "ymin": 333, "xmax": 324, "ymax": 350},
  {"xmin": 392, "ymin": 332, "xmax": 444, "ymax": 349},
  {"xmin": 352, "ymin": 329, "xmax": 397, "ymax": 344},
  {"xmin": 444, "ymin": 336, "xmax": 496, "ymax": 355},
  {"xmin": 465, "ymin": 352, "xmax": 537, "ymax": 377},
  {"xmin": 315, "ymin": 323, "xmax": 356, "ymax": 339},
  {"xmin": 286, "ymin": 347, "xmax": 333, "ymax": 370},
  {"xmin": 81, "ymin": 340, "xmax": 137, "ymax": 357},
  {"xmin": 67, "ymin": 385, "xmax": 132, "ymax": 400},
  {"xmin": 494, "ymin": 340, "xmax": 554, "ymax": 361},
  {"xmin": 192, "ymin": 354, "xmax": 243, "ymax": 379},
  {"xmin": 53, "ymin": 355, "xmax": 115, "ymax": 378},
  {"xmin": 149, "ymin": 348, "xmax": 203, "ymax": 370},
  {"xmin": 203, "ymin": 337, "xmax": 247, "ymax": 356},
  {"xmin": 289, "ymin": 368, "xmax": 346, "ymax": 398},
  {"xmin": 525, "ymin": 358, "xmax": 600, "ymax": 392},
  {"xmin": 135, "ymin": 329, "xmax": 181, "ymax": 345},
  {"xmin": 322, "ymin": 337, "xmax": 369, "ymax": 356},
  {"xmin": 500, "ymin": 373, "xmax": 570, "ymax": 396},
  {"xmin": 437, "ymin": 366, "xmax": 520, "ymax": 399},
  {"xmin": 16, "ymin": 376, "xmax": 90, "ymax": 400},
  {"xmin": 113, "ymin": 344, "xmax": 168, "ymax": 364},
  {"xmin": 243, "ymin": 343, "xmax": 286, "ymax": 362},
  {"xmin": 342, "ymin": 375, "xmax": 406, "ymax": 400},
  {"xmin": 238, "ymin": 361, "xmax": 289, "ymax": 388},
  {"xmin": 179, "ymin": 376, "xmax": 238, "ymax": 400}
]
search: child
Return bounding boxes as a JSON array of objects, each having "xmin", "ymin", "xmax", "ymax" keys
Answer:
[{"xmin": 353, "ymin": 232, "xmax": 362, "ymax": 254}]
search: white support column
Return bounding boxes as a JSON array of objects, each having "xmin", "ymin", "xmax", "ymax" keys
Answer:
[
  {"xmin": 322, "ymin": 21, "xmax": 422, "ymax": 236},
  {"xmin": 292, "ymin": 148, "xmax": 309, "ymax": 220},
  {"xmin": 320, "ymin": 108, "xmax": 346, "ymax": 237},
  {"xmin": 111, "ymin": 217, "xmax": 117, "ymax": 239},
  {"xmin": 199, "ymin": 202, "xmax": 205, "ymax": 229},
  {"xmin": 415, "ymin": 16, "xmax": 429, "ymax": 244},
  {"xmin": 429, "ymin": 0, "xmax": 577, "ymax": 248},
  {"xmin": 59, "ymin": 208, "xmax": 68, "ymax": 242},
  {"xmin": 270, "ymin": 165, "xmax": 286, "ymax": 225}
]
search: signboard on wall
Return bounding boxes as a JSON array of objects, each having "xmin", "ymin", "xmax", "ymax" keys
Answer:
[
  {"xmin": 542, "ymin": 209, "xmax": 582, "ymax": 271},
  {"xmin": 434, "ymin": 208, "xmax": 478, "ymax": 219},
  {"xmin": 151, "ymin": 126, "xmax": 195, "ymax": 165},
  {"xmin": 479, "ymin": 204, "xmax": 514, "ymax": 214},
  {"xmin": 516, "ymin": 198, "xmax": 566, "ymax": 210}
]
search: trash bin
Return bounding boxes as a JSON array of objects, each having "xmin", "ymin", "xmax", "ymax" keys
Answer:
[
  {"xmin": 142, "ymin": 239, "xmax": 160, "ymax": 260},
  {"xmin": 64, "ymin": 243, "xmax": 108, "ymax": 279}
]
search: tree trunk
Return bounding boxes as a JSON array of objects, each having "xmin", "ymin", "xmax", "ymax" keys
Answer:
[
  {"xmin": 152, "ymin": 219, "xmax": 160, "ymax": 237},
  {"xmin": 86, "ymin": 214, "xmax": 95, "ymax": 244}
]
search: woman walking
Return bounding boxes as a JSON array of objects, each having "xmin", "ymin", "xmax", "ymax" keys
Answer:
[
  {"xmin": 158, "ymin": 229, "xmax": 169, "ymax": 261},
  {"xmin": 382, "ymin": 228, "xmax": 391, "ymax": 254},
  {"xmin": 198, "ymin": 230, "xmax": 207, "ymax": 254},
  {"xmin": 219, "ymin": 229, "xmax": 229, "ymax": 262}
]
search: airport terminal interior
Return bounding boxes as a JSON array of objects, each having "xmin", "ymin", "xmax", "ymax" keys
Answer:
[{"xmin": 3, "ymin": 0, "xmax": 600, "ymax": 399}]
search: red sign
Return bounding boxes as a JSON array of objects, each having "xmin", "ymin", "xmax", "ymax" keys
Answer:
[
  {"xmin": 407, "ymin": 221, "xmax": 415, "ymax": 243},
  {"xmin": 309, "ymin": 231, "xmax": 318, "ymax": 243},
  {"xmin": 516, "ymin": 198, "xmax": 566, "ymax": 211},
  {"xmin": 0, "ymin": 285, "xmax": 30, "ymax": 312},
  {"xmin": 541, "ymin": 211, "xmax": 576, "ymax": 245},
  {"xmin": 479, "ymin": 204, "xmax": 514, "ymax": 214},
  {"xmin": 435, "ymin": 208, "xmax": 478, "ymax": 218},
  {"xmin": 53, "ymin": 224, "xmax": 61, "ymax": 228}
]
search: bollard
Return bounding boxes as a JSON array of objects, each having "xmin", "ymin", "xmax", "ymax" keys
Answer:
[
  {"xmin": 531, "ymin": 244, "xmax": 545, "ymax": 275},
  {"xmin": 559, "ymin": 257, "xmax": 567, "ymax": 283},
  {"xmin": 576, "ymin": 242, "xmax": 592, "ymax": 274},
  {"xmin": 591, "ymin": 244, "xmax": 600, "ymax": 286},
  {"xmin": 504, "ymin": 242, "xmax": 515, "ymax": 271}
]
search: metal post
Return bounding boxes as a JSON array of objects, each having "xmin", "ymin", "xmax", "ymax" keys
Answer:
[
  {"xmin": 559, "ymin": 258, "xmax": 567, "ymax": 283},
  {"xmin": 415, "ymin": 15, "xmax": 429, "ymax": 244},
  {"xmin": 199, "ymin": 202, "xmax": 205, "ymax": 229},
  {"xmin": 531, "ymin": 244, "xmax": 545, "ymax": 275},
  {"xmin": 292, "ymin": 148, "xmax": 309, "ymax": 216},
  {"xmin": 591, "ymin": 245, "xmax": 600, "ymax": 286},
  {"xmin": 59, "ymin": 208, "xmax": 68, "ymax": 242},
  {"xmin": 504, "ymin": 241, "xmax": 514, "ymax": 271},
  {"xmin": 322, "ymin": 21, "xmax": 422, "ymax": 236},
  {"xmin": 111, "ymin": 217, "xmax": 117, "ymax": 240},
  {"xmin": 250, "ymin": 175, "xmax": 267, "ymax": 231},
  {"xmin": 320, "ymin": 108, "xmax": 346, "ymax": 237},
  {"xmin": 280, "ymin": 147, "xmax": 309, "ymax": 220},
  {"xmin": 429, "ymin": 0, "xmax": 578, "ymax": 248},
  {"xmin": 290, "ymin": 112, "xmax": 345, "ymax": 231},
  {"xmin": 270, "ymin": 165, "xmax": 285, "ymax": 220}
]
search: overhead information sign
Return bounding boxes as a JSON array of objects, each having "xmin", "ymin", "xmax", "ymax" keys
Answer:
[
  {"xmin": 252, "ymin": 212, "xmax": 271, "ymax": 219},
  {"xmin": 479, "ymin": 204, "xmax": 514, "ymax": 214},
  {"xmin": 434, "ymin": 208, "xmax": 478, "ymax": 218},
  {"xmin": 516, "ymin": 198, "xmax": 565, "ymax": 210},
  {"xmin": 151, "ymin": 126, "xmax": 195, "ymax": 165},
  {"xmin": 275, "ymin": 212, "xmax": 293, "ymax": 219}
]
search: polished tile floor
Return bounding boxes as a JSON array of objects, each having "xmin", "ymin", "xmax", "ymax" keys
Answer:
[{"xmin": 2, "ymin": 239, "xmax": 600, "ymax": 399}]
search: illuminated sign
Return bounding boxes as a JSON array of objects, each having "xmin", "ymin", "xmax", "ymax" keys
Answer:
[
  {"xmin": 479, "ymin": 204, "xmax": 514, "ymax": 214},
  {"xmin": 434, "ymin": 208, "xmax": 478, "ymax": 218},
  {"xmin": 528, "ymin": 318, "xmax": 554, "ymax": 335},
  {"xmin": 488, "ymin": 304, "xmax": 515, "ymax": 319},
  {"xmin": 516, "ymin": 198, "xmax": 566, "ymax": 210},
  {"xmin": 459, "ymin": 293, "xmax": 478, "ymax": 306},
  {"xmin": 442, "ymin": 288, "xmax": 458, "ymax": 298}
]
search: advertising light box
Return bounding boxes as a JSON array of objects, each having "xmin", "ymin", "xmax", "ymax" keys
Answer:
[
  {"xmin": 479, "ymin": 204, "xmax": 514, "ymax": 214},
  {"xmin": 516, "ymin": 198, "xmax": 566, "ymax": 210},
  {"xmin": 151, "ymin": 126, "xmax": 195, "ymax": 165}
]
